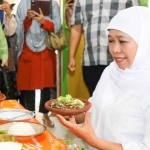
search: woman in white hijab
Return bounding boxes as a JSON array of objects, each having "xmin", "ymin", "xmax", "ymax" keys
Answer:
[{"xmin": 57, "ymin": 6, "xmax": 150, "ymax": 150}]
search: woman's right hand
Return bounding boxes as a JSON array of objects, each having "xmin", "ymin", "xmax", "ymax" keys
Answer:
[
  {"xmin": 57, "ymin": 111, "xmax": 97, "ymax": 146},
  {"xmin": 1, "ymin": 60, "xmax": 8, "ymax": 67},
  {"xmin": 68, "ymin": 57, "xmax": 76, "ymax": 72},
  {"xmin": 27, "ymin": 9, "xmax": 35, "ymax": 20}
]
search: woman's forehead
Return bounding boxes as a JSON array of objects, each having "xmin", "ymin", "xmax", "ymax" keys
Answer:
[{"xmin": 108, "ymin": 30, "xmax": 129, "ymax": 38}]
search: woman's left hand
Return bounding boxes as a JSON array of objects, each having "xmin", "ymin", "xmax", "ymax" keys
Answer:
[
  {"xmin": 33, "ymin": 8, "xmax": 45, "ymax": 25},
  {"xmin": 57, "ymin": 111, "xmax": 97, "ymax": 145}
]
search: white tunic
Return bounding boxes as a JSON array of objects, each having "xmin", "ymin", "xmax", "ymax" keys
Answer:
[{"xmin": 88, "ymin": 67, "xmax": 150, "ymax": 150}]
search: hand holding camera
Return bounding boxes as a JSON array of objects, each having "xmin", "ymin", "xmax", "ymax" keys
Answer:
[
  {"xmin": 0, "ymin": 0, "xmax": 15, "ymax": 18},
  {"xmin": 27, "ymin": 9, "xmax": 36, "ymax": 20},
  {"xmin": 33, "ymin": 8, "xmax": 45, "ymax": 25}
]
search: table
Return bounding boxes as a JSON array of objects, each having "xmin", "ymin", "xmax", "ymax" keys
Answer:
[{"xmin": 0, "ymin": 100, "xmax": 56, "ymax": 150}]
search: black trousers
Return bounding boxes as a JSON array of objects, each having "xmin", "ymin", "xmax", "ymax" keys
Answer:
[
  {"xmin": 19, "ymin": 88, "xmax": 52, "ymax": 113},
  {"xmin": 82, "ymin": 65, "xmax": 107, "ymax": 96}
]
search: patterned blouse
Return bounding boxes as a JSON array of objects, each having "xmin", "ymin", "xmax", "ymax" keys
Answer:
[{"xmin": 3, "ymin": 14, "xmax": 17, "ymax": 36}]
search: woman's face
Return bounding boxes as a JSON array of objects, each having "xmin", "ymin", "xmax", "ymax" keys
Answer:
[{"xmin": 108, "ymin": 29, "xmax": 138, "ymax": 69}]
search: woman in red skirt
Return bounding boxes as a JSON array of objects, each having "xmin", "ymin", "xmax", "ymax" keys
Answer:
[{"xmin": 15, "ymin": 0, "xmax": 61, "ymax": 127}]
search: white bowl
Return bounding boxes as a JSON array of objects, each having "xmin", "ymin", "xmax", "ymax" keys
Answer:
[
  {"xmin": 0, "ymin": 109, "xmax": 35, "ymax": 122},
  {"xmin": 0, "ymin": 122, "xmax": 46, "ymax": 140}
]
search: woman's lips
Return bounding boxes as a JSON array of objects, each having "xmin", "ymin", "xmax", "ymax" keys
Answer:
[{"xmin": 114, "ymin": 57, "xmax": 126, "ymax": 63}]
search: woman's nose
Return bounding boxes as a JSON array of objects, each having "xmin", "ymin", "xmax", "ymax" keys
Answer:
[{"xmin": 113, "ymin": 43, "xmax": 121, "ymax": 53}]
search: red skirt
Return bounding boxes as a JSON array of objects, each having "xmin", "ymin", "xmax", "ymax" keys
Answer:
[{"xmin": 17, "ymin": 44, "xmax": 56, "ymax": 90}]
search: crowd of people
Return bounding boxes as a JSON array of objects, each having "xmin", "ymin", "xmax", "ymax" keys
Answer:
[
  {"xmin": 1, "ymin": 1, "xmax": 150, "ymax": 150},
  {"xmin": 0, "ymin": 0, "xmax": 61, "ymax": 127}
]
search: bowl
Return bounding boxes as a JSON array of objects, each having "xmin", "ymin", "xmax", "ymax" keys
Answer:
[
  {"xmin": 0, "ymin": 109, "xmax": 35, "ymax": 123},
  {"xmin": 0, "ymin": 93, "xmax": 6, "ymax": 102},
  {"xmin": 45, "ymin": 98, "xmax": 92, "ymax": 116},
  {"xmin": 0, "ymin": 122, "xmax": 46, "ymax": 140}
]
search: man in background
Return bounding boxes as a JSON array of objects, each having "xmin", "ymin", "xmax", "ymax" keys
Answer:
[{"xmin": 68, "ymin": 0, "xmax": 140, "ymax": 96}]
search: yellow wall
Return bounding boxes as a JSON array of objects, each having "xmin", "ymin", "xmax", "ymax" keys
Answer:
[{"xmin": 68, "ymin": 35, "xmax": 90, "ymax": 100}]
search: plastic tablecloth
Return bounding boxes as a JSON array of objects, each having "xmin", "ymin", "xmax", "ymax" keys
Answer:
[{"xmin": 0, "ymin": 100, "xmax": 56, "ymax": 150}]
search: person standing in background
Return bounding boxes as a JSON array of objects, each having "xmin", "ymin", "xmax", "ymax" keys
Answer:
[
  {"xmin": 0, "ymin": 10, "xmax": 4, "ymax": 25},
  {"xmin": 0, "ymin": 1, "xmax": 8, "ymax": 66},
  {"xmin": 0, "ymin": 0, "xmax": 17, "ymax": 67},
  {"xmin": 65, "ymin": 0, "xmax": 74, "ymax": 30},
  {"xmin": 15, "ymin": 0, "xmax": 61, "ymax": 127},
  {"xmin": 0, "ymin": 0, "xmax": 19, "ymax": 100},
  {"xmin": 0, "ymin": 22, "xmax": 8, "ymax": 66},
  {"xmin": 68, "ymin": 0, "xmax": 140, "ymax": 96}
]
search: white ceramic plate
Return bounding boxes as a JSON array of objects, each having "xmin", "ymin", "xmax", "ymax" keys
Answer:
[
  {"xmin": 0, "ymin": 142, "xmax": 22, "ymax": 150},
  {"xmin": 0, "ymin": 122, "xmax": 46, "ymax": 140},
  {"xmin": 0, "ymin": 109, "xmax": 35, "ymax": 121}
]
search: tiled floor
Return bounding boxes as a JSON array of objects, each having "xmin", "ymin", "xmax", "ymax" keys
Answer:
[{"xmin": 35, "ymin": 90, "xmax": 88, "ymax": 149}]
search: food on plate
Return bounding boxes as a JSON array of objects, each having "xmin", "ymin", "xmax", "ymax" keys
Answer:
[
  {"xmin": 0, "ymin": 134, "xmax": 15, "ymax": 142},
  {"xmin": 0, "ymin": 130, "xmax": 7, "ymax": 134},
  {"xmin": 50, "ymin": 94, "xmax": 85, "ymax": 110},
  {"xmin": 0, "ymin": 130, "xmax": 15, "ymax": 142},
  {"xmin": 8, "ymin": 122, "xmax": 36, "ymax": 136},
  {"xmin": 51, "ymin": 138, "xmax": 73, "ymax": 150}
]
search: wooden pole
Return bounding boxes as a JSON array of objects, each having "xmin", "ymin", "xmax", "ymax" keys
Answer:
[{"xmin": 56, "ymin": 50, "xmax": 61, "ymax": 97}]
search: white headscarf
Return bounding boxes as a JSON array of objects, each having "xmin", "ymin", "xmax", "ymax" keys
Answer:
[{"xmin": 107, "ymin": 6, "xmax": 150, "ymax": 100}]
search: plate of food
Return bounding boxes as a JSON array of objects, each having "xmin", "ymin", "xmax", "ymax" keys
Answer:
[
  {"xmin": 0, "ymin": 92, "xmax": 6, "ymax": 102},
  {"xmin": 0, "ymin": 122, "xmax": 46, "ymax": 140},
  {"xmin": 45, "ymin": 94, "xmax": 92, "ymax": 116},
  {"xmin": 0, "ymin": 109, "xmax": 35, "ymax": 122}
]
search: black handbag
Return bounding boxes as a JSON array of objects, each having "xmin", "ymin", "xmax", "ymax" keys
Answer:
[{"xmin": 0, "ymin": 65, "xmax": 19, "ymax": 100}]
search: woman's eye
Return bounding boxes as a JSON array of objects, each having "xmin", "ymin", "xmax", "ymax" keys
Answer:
[
  {"xmin": 120, "ymin": 41, "xmax": 126, "ymax": 43},
  {"xmin": 108, "ymin": 40, "xmax": 113, "ymax": 43}
]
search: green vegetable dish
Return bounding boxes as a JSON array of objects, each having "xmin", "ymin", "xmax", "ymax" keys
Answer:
[{"xmin": 51, "ymin": 94, "xmax": 85, "ymax": 110}]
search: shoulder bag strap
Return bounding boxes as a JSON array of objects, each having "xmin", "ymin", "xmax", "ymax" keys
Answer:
[
  {"xmin": 50, "ymin": 0, "xmax": 52, "ymax": 19},
  {"xmin": 48, "ymin": 0, "xmax": 55, "ymax": 51}
]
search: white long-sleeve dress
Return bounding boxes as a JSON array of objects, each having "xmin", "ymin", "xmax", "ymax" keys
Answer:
[{"xmin": 89, "ymin": 66, "xmax": 150, "ymax": 150}]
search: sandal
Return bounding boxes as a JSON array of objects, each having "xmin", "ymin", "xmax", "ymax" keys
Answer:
[{"xmin": 42, "ymin": 118, "xmax": 54, "ymax": 128}]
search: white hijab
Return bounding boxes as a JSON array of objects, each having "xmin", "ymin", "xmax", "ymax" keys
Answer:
[{"xmin": 107, "ymin": 6, "xmax": 150, "ymax": 100}]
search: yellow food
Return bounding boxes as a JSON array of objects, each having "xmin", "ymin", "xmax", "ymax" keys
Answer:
[
  {"xmin": 0, "ymin": 130, "xmax": 15, "ymax": 142},
  {"xmin": 0, "ymin": 130, "xmax": 7, "ymax": 134},
  {"xmin": 0, "ymin": 134, "xmax": 15, "ymax": 142}
]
